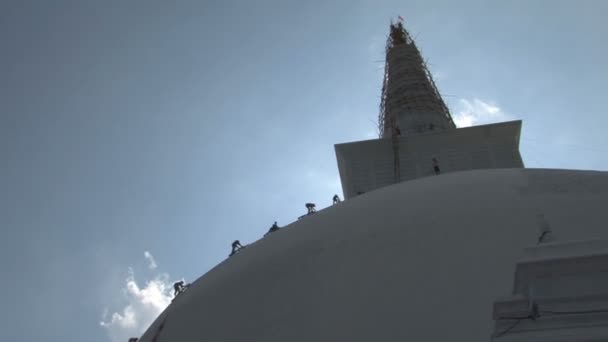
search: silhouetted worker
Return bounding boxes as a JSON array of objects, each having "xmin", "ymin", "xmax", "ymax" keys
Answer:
[
  {"xmin": 230, "ymin": 240, "xmax": 244, "ymax": 256},
  {"xmin": 432, "ymin": 157, "xmax": 441, "ymax": 175},
  {"xmin": 173, "ymin": 281, "xmax": 185, "ymax": 297},
  {"xmin": 536, "ymin": 213, "xmax": 553, "ymax": 244},
  {"xmin": 393, "ymin": 126, "xmax": 401, "ymax": 136},
  {"xmin": 333, "ymin": 194, "xmax": 341, "ymax": 204},
  {"xmin": 265, "ymin": 221, "xmax": 280, "ymax": 236},
  {"xmin": 305, "ymin": 203, "xmax": 316, "ymax": 214},
  {"xmin": 271, "ymin": 221, "xmax": 279, "ymax": 230},
  {"xmin": 128, "ymin": 338, "xmax": 138, "ymax": 342}
]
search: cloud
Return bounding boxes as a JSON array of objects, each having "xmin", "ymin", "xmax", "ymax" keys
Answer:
[
  {"xmin": 144, "ymin": 251, "xmax": 157, "ymax": 270},
  {"xmin": 100, "ymin": 269, "xmax": 172, "ymax": 342},
  {"xmin": 365, "ymin": 129, "xmax": 378, "ymax": 139},
  {"xmin": 452, "ymin": 98, "xmax": 510, "ymax": 128}
]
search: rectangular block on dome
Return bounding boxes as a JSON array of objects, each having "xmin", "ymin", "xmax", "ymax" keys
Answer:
[{"xmin": 334, "ymin": 120, "xmax": 524, "ymax": 199}]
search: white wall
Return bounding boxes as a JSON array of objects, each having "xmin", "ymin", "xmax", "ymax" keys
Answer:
[
  {"xmin": 138, "ymin": 168, "xmax": 608, "ymax": 342},
  {"xmin": 492, "ymin": 240, "xmax": 608, "ymax": 341},
  {"xmin": 335, "ymin": 120, "xmax": 523, "ymax": 199}
]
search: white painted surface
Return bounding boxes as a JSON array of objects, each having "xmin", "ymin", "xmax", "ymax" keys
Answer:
[
  {"xmin": 493, "ymin": 240, "xmax": 608, "ymax": 341},
  {"xmin": 138, "ymin": 168, "xmax": 608, "ymax": 342},
  {"xmin": 335, "ymin": 120, "xmax": 523, "ymax": 199}
]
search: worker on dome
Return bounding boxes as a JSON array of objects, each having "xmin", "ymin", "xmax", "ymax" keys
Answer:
[
  {"xmin": 333, "ymin": 194, "xmax": 341, "ymax": 204},
  {"xmin": 432, "ymin": 157, "xmax": 441, "ymax": 175},
  {"xmin": 230, "ymin": 240, "xmax": 244, "ymax": 256},
  {"xmin": 173, "ymin": 281, "xmax": 186, "ymax": 297},
  {"xmin": 536, "ymin": 213, "xmax": 553, "ymax": 244},
  {"xmin": 305, "ymin": 203, "xmax": 316, "ymax": 214},
  {"xmin": 393, "ymin": 126, "xmax": 401, "ymax": 136},
  {"xmin": 265, "ymin": 221, "xmax": 280, "ymax": 237}
]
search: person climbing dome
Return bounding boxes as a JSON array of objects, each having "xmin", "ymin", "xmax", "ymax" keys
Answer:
[
  {"xmin": 432, "ymin": 157, "xmax": 441, "ymax": 175},
  {"xmin": 305, "ymin": 203, "xmax": 316, "ymax": 214},
  {"xmin": 173, "ymin": 281, "xmax": 186, "ymax": 297},
  {"xmin": 536, "ymin": 213, "xmax": 553, "ymax": 244},
  {"xmin": 332, "ymin": 194, "xmax": 341, "ymax": 204},
  {"xmin": 265, "ymin": 221, "xmax": 280, "ymax": 236},
  {"xmin": 393, "ymin": 126, "xmax": 401, "ymax": 136},
  {"xmin": 230, "ymin": 240, "xmax": 244, "ymax": 256}
]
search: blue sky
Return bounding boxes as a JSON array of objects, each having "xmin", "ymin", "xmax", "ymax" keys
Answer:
[{"xmin": 1, "ymin": 1, "xmax": 607, "ymax": 341}]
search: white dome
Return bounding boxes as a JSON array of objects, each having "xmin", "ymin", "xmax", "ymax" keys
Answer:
[{"xmin": 139, "ymin": 168, "xmax": 608, "ymax": 341}]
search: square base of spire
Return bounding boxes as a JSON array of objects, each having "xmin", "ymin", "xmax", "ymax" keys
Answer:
[{"xmin": 334, "ymin": 120, "xmax": 524, "ymax": 199}]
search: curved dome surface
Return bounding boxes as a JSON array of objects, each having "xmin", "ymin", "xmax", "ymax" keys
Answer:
[{"xmin": 139, "ymin": 168, "xmax": 608, "ymax": 341}]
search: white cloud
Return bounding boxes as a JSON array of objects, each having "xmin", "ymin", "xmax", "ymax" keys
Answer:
[
  {"xmin": 452, "ymin": 98, "xmax": 510, "ymax": 128},
  {"xmin": 143, "ymin": 251, "xmax": 157, "ymax": 270},
  {"xmin": 101, "ymin": 269, "xmax": 172, "ymax": 342}
]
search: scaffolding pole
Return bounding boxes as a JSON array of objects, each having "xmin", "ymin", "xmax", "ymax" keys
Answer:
[{"xmin": 377, "ymin": 19, "xmax": 455, "ymax": 139}]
